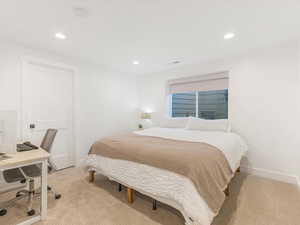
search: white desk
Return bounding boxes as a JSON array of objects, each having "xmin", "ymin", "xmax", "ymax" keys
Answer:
[{"xmin": 0, "ymin": 149, "xmax": 50, "ymax": 225}]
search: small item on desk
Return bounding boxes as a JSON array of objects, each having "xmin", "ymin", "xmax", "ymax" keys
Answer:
[
  {"xmin": 17, "ymin": 142, "xmax": 39, "ymax": 152},
  {"xmin": 0, "ymin": 152, "xmax": 6, "ymax": 159},
  {"xmin": 0, "ymin": 152, "xmax": 10, "ymax": 161}
]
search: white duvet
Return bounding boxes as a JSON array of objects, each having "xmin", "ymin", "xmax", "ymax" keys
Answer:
[{"xmin": 86, "ymin": 128, "xmax": 247, "ymax": 225}]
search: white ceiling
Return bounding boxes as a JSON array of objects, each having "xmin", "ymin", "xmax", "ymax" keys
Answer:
[{"xmin": 1, "ymin": 0, "xmax": 300, "ymax": 75}]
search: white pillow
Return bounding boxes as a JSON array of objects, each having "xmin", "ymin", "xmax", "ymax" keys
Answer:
[
  {"xmin": 160, "ymin": 117, "xmax": 189, "ymax": 128},
  {"xmin": 185, "ymin": 117, "xmax": 230, "ymax": 132}
]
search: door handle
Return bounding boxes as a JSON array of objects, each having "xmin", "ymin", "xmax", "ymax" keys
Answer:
[{"xmin": 29, "ymin": 124, "xmax": 35, "ymax": 129}]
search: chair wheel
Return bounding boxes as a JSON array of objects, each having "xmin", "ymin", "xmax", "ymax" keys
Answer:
[
  {"xmin": 0, "ymin": 209, "xmax": 7, "ymax": 216},
  {"xmin": 27, "ymin": 209, "xmax": 35, "ymax": 216},
  {"xmin": 55, "ymin": 194, "xmax": 61, "ymax": 200},
  {"xmin": 16, "ymin": 193, "xmax": 22, "ymax": 197}
]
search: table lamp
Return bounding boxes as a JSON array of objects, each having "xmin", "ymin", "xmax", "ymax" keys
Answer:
[{"xmin": 139, "ymin": 112, "xmax": 152, "ymax": 129}]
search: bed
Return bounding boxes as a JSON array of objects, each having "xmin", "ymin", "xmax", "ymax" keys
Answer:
[{"xmin": 86, "ymin": 127, "xmax": 247, "ymax": 225}]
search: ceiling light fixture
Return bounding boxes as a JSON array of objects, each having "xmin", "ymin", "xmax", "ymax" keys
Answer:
[
  {"xmin": 55, "ymin": 32, "xmax": 67, "ymax": 40},
  {"xmin": 224, "ymin": 32, "xmax": 235, "ymax": 40},
  {"xmin": 133, "ymin": 60, "xmax": 140, "ymax": 65}
]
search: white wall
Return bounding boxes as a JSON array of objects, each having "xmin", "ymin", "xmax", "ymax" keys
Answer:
[
  {"xmin": 137, "ymin": 40, "xmax": 300, "ymax": 184},
  {"xmin": 0, "ymin": 41, "xmax": 139, "ymax": 165},
  {"xmin": 75, "ymin": 64, "xmax": 139, "ymax": 163}
]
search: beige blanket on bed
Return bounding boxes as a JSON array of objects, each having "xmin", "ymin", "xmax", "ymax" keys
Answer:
[{"xmin": 89, "ymin": 133, "xmax": 233, "ymax": 213}]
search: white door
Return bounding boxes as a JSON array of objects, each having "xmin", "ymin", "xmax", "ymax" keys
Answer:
[{"xmin": 22, "ymin": 59, "xmax": 74, "ymax": 170}]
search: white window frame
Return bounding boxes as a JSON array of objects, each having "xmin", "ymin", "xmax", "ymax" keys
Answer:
[{"xmin": 166, "ymin": 71, "xmax": 229, "ymax": 118}]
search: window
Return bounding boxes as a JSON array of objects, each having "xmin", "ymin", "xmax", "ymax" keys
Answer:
[
  {"xmin": 172, "ymin": 92, "xmax": 196, "ymax": 117},
  {"xmin": 198, "ymin": 89, "xmax": 228, "ymax": 119},
  {"xmin": 171, "ymin": 90, "xmax": 228, "ymax": 119},
  {"xmin": 168, "ymin": 72, "xmax": 228, "ymax": 119}
]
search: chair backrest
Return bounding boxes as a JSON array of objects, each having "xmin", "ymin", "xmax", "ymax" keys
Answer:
[
  {"xmin": 40, "ymin": 129, "xmax": 57, "ymax": 153},
  {"xmin": 40, "ymin": 129, "xmax": 58, "ymax": 172}
]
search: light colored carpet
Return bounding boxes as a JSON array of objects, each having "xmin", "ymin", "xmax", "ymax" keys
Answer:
[{"xmin": 1, "ymin": 167, "xmax": 300, "ymax": 225}]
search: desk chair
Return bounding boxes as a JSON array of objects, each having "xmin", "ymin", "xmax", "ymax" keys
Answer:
[
  {"xmin": 0, "ymin": 129, "xmax": 61, "ymax": 216},
  {"xmin": 0, "ymin": 168, "xmax": 27, "ymax": 216}
]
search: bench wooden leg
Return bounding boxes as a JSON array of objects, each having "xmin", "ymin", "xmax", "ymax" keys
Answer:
[
  {"xmin": 152, "ymin": 199, "xmax": 157, "ymax": 210},
  {"xmin": 224, "ymin": 186, "xmax": 229, "ymax": 196},
  {"xmin": 127, "ymin": 188, "xmax": 134, "ymax": 204},
  {"xmin": 89, "ymin": 171, "xmax": 95, "ymax": 183}
]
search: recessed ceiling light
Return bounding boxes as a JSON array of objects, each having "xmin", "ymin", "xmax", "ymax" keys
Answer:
[
  {"xmin": 224, "ymin": 32, "xmax": 235, "ymax": 40},
  {"xmin": 133, "ymin": 60, "xmax": 140, "ymax": 65},
  {"xmin": 55, "ymin": 32, "xmax": 67, "ymax": 40}
]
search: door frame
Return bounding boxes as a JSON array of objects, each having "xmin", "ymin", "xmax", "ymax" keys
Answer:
[{"xmin": 20, "ymin": 56, "xmax": 77, "ymax": 167}]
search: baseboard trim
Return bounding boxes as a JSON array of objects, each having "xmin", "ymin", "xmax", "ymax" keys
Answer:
[
  {"xmin": 297, "ymin": 177, "xmax": 300, "ymax": 188},
  {"xmin": 241, "ymin": 166, "xmax": 299, "ymax": 186},
  {"xmin": 75, "ymin": 157, "xmax": 86, "ymax": 167},
  {"xmin": 51, "ymin": 155, "xmax": 74, "ymax": 170}
]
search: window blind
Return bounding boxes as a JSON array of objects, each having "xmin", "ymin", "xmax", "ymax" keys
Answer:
[
  {"xmin": 167, "ymin": 72, "xmax": 228, "ymax": 95},
  {"xmin": 172, "ymin": 93, "xmax": 196, "ymax": 117}
]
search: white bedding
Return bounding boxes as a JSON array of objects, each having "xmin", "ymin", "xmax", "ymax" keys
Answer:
[
  {"xmin": 134, "ymin": 128, "xmax": 247, "ymax": 172},
  {"xmin": 86, "ymin": 127, "xmax": 247, "ymax": 225}
]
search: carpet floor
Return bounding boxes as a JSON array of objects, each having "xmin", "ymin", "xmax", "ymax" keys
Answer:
[{"xmin": 1, "ymin": 167, "xmax": 300, "ymax": 225}]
